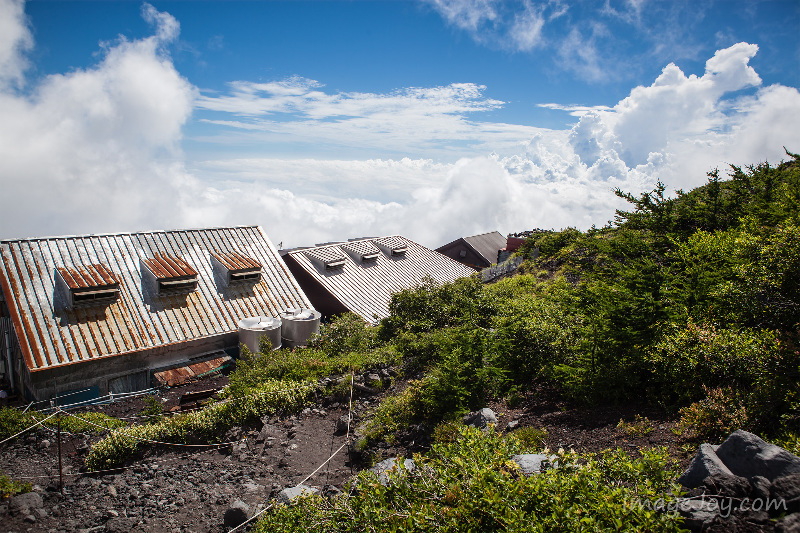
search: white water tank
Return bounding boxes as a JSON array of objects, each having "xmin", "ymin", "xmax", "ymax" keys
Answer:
[
  {"xmin": 279, "ymin": 308, "xmax": 321, "ymax": 348},
  {"xmin": 237, "ymin": 316, "xmax": 282, "ymax": 354}
]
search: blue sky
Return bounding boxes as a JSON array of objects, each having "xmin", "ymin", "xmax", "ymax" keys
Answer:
[{"xmin": 2, "ymin": 0, "xmax": 799, "ymax": 247}]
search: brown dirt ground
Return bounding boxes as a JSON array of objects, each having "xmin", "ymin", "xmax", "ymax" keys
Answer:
[{"xmin": 0, "ymin": 373, "xmax": 695, "ymax": 532}]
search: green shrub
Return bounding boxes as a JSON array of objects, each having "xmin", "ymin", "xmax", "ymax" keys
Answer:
[
  {"xmin": 379, "ymin": 276, "xmax": 495, "ymax": 339},
  {"xmin": 0, "ymin": 407, "xmax": 124, "ymax": 440},
  {"xmin": 0, "ymin": 471, "xmax": 31, "ymax": 500},
  {"xmin": 253, "ymin": 426, "xmax": 685, "ymax": 533},
  {"xmin": 86, "ymin": 378, "xmax": 316, "ymax": 470},
  {"xmin": 679, "ymin": 386, "xmax": 749, "ymax": 442},
  {"xmin": 308, "ymin": 313, "xmax": 378, "ymax": 357},
  {"xmin": 0, "ymin": 407, "xmax": 34, "ymax": 440},
  {"xmin": 141, "ymin": 395, "xmax": 164, "ymax": 424},
  {"xmin": 647, "ymin": 322, "xmax": 779, "ymax": 408},
  {"xmin": 509, "ymin": 426, "xmax": 548, "ymax": 451},
  {"xmin": 617, "ymin": 415, "xmax": 653, "ymax": 438}
]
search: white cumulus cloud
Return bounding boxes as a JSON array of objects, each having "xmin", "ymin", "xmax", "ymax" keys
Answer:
[{"xmin": 0, "ymin": 2, "xmax": 196, "ymax": 238}]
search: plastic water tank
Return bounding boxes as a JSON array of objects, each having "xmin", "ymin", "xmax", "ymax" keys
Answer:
[
  {"xmin": 279, "ymin": 308, "xmax": 321, "ymax": 348},
  {"xmin": 237, "ymin": 316, "xmax": 282, "ymax": 354}
]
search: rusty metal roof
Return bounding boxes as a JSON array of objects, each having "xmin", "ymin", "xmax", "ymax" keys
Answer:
[
  {"xmin": 153, "ymin": 355, "xmax": 232, "ymax": 387},
  {"xmin": 56, "ymin": 264, "xmax": 119, "ymax": 290},
  {"xmin": 210, "ymin": 251, "xmax": 261, "ymax": 272},
  {"xmin": 285, "ymin": 236, "xmax": 476, "ymax": 323},
  {"xmin": 142, "ymin": 254, "xmax": 198, "ymax": 280},
  {"xmin": 0, "ymin": 226, "xmax": 312, "ymax": 373}
]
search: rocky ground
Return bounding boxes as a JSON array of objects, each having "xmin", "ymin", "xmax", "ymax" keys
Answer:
[{"xmin": 1, "ymin": 374, "xmax": 697, "ymax": 533}]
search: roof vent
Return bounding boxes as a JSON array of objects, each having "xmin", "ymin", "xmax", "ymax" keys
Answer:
[
  {"xmin": 304, "ymin": 247, "xmax": 346, "ymax": 271},
  {"xmin": 54, "ymin": 264, "xmax": 120, "ymax": 309},
  {"xmin": 341, "ymin": 240, "xmax": 381, "ymax": 264},
  {"xmin": 140, "ymin": 254, "xmax": 198, "ymax": 296},
  {"xmin": 374, "ymin": 236, "xmax": 408, "ymax": 257},
  {"xmin": 210, "ymin": 251, "xmax": 262, "ymax": 287}
]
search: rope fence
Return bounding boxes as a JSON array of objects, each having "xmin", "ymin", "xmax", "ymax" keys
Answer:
[
  {"xmin": 2, "ymin": 372, "xmax": 357, "ymax": 532},
  {"xmin": 228, "ymin": 369, "xmax": 356, "ymax": 533}
]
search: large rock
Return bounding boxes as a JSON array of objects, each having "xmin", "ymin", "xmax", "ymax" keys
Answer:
[
  {"xmin": 772, "ymin": 473, "xmax": 800, "ymax": 514},
  {"xmin": 276, "ymin": 484, "xmax": 319, "ymax": 505},
  {"xmin": 9, "ymin": 492, "xmax": 43, "ymax": 515},
  {"xmin": 463, "ymin": 408, "xmax": 497, "ymax": 429},
  {"xmin": 678, "ymin": 443, "xmax": 733, "ymax": 489},
  {"xmin": 775, "ymin": 512, "xmax": 800, "ymax": 533},
  {"xmin": 677, "ymin": 498, "xmax": 720, "ymax": 532},
  {"xmin": 510, "ymin": 454, "xmax": 556, "ymax": 476},
  {"xmin": 702, "ymin": 472, "xmax": 751, "ymax": 498},
  {"xmin": 715, "ymin": 430, "xmax": 800, "ymax": 481},
  {"xmin": 223, "ymin": 499, "xmax": 251, "ymax": 528},
  {"xmin": 257, "ymin": 423, "xmax": 284, "ymax": 442},
  {"xmin": 335, "ymin": 414, "xmax": 351, "ymax": 435},
  {"xmin": 370, "ymin": 458, "xmax": 416, "ymax": 486}
]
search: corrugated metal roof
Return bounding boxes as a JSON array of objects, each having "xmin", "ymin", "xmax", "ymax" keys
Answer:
[
  {"xmin": 286, "ymin": 236, "xmax": 476, "ymax": 323},
  {"xmin": 56, "ymin": 264, "xmax": 119, "ymax": 290},
  {"xmin": 153, "ymin": 355, "xmax": 232, "ymax": 387},
  {"xmin": 142, "ymin": 254, "xmax": 198, "ymax": 279},
  {"xmin": 462, "ymin": 231, "xmax": 506, "ymax": 264},
  {"xmin": 341, "ymin": 240, "xmax": 380, "ymax": 260},
  {"xmin": 0, "ymin": 226, "xmax": 312, "ymax": 373},
  {"xmin": 210, "ymin": 251, "xmax": 261, "ymax": 272}
]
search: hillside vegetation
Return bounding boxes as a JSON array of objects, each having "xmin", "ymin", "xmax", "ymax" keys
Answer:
[{"xmin": 247, "ymin": 150, "xmax": 800, "ymax": 530}]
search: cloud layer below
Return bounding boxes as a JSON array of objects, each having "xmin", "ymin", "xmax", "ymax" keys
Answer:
[{"xmin": 0, "ymin": 0, "xmax": 798, "ymax": 250}]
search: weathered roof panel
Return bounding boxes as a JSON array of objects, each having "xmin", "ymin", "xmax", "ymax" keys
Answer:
[
  {"xmin": 0, "ymin": 226, "xmax": 312, "ymax": 373},
  {"xmin": 211, "ymin": 251, "xmax": 261, "ymax": 272},
  {"xmin": 286, "ymin": 235, "xmax": 475, "ymax": 323},
  {"xmin": 462, "ymin": 231, "xmax": 506, "ymax": 264}
]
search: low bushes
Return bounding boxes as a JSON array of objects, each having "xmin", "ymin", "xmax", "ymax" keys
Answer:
[
  {"xmin": 0, "ymin": 406, "xmax": 124, "ymax": 441},
  {"xmin": 253, "ymin": 426, "xmax": 685, "ymax": 533},
  {"xmin": 86, "ymin": 378, "xmax": 317, "ymax": 471}
]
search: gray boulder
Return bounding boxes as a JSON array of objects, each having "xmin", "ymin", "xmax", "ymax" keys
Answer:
[
  {"xmin": 715, "ymin": 430, "xmax": 800, "ymax": 481},
  {"xmin": 335, "ymin": 414, "xmax": 351, "ymax": 435},
  {"xmin": 223, "ymin": 499, "xmax": 251, "ymax": 528},
  {"xmin": 775, "ymin": 512, "xmax": 800, "ymax": 533},
  {"xmin": 510, "ymin": 454, "xmax": 556, "ymax": 476},
  {"xmin": 370, "ymin": 457, "xmax": 416, "ymax": 486},
  {"xmin": 677, "ymin": 498, "xmax": 720, "ymax": 532},
  {"xmin": 257, "ymin": 423, "xmax": 284, "ymax": 442},
  {"xmin": 750, "ymin": 475, "xmax": 772, "ymax": 502},
  {"xmin": 678, "ymin": 443, "xmax": 733, "ymax": 489},
  {"xmin": 772, "ymin": 473, "xmax": 800, "ymax": 514},
  {"xmin": 463, "ymin": 408, "xmax": 497, "ymax": 429},
  {"xmin": 276, "ymin": 484, "xmax": 319, "ymax": 505},
  {"xmin": 9, "ymin": 492, "xmax": 43, "ymax": 516},
  {"xmin": 702, "ymin": 472, "xmax": 751, "ymax": 498}
]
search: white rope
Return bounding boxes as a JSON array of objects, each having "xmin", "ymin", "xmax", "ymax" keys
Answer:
[
  {"xmin": 59, "ymin": 409, "xmax": 241, "ymax": 449},
  {"xmin": 228, "ymin": 370, "xmax": 356, "ymax": 533},
  {"xmin": 0, "ymin": 411, "xmax": 58, "ymax": 446}
]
